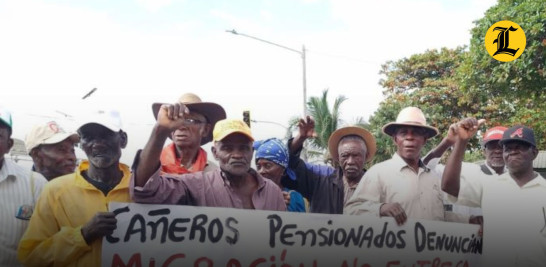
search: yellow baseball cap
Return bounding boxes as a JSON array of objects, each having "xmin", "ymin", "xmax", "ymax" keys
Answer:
[
  {"xmin": 213, "ymin": 119, "xmax": 254, "ymax": 142},
  {"xmin": 25, "ymin": 121, "xmax": 79, "ymax": 153}
]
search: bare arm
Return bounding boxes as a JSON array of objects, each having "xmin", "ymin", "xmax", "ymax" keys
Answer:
[
  {"xmin": 422, "ymin": 135, "xmax": 455, "ymax": 165},
  {"xmin": 289, "ymin": 116, "xmax": 316, "ymax": 153},
  {"xmin": 134, "ymin": 103, "xmax": 189, "ymax": 187},
  {"xmin": 441, "ymin": 118, "xmax": 485, "ymax": 197}
]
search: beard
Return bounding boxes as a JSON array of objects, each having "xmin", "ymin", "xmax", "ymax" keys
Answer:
[{"xmin": 488, "ymin": 159, "xmax": 505, "ymax": 168}]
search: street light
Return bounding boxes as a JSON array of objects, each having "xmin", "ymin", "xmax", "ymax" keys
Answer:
[{"xmin": 226, "ymin": 29, "xmax": 307, "ymax": 116}]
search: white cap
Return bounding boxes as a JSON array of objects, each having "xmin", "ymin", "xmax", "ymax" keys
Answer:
[
  {"xmin": 0, "ymin": 106, "xmax": 12, "ymax": 129},
  {"xmin": 25, "ymin": 121, "xmax": 79, "ymax": 152},
  {"xmin": 78, "ymin": 110, "xmax": 122, "ymax": 132}
]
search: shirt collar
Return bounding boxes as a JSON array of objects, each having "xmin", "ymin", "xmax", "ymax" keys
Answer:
[
  {"xmin": 485, "ymin": 162, "xmax": 507, "ymax": 175},
  {"xmin": 498, "ymin": 171, "xmax": 546, "ymax": 188},
  {"xmin": 338, "ymin": 166, "xmax": 366, "ymax": 188},
  {"xmin": 74, "ymin": 160, "xmax": 132, "ymax": 190},
  {"xmin": 219, "ymin": 168, "xmax": 267, "ymax": 189},
  {"xmin": 392, "ymin": 153, "xmax": 430, "ymax": 173},
  {"xmin": 342, "ymin": 176, "xmax": 359, "ymax": 189},
  {"xmin": 521, "ymin": 172, "xmax": 546, "ymax": 188},
  {"xmin": 0, "ymin": 158, "xmax": 17, "ymax": 182}
]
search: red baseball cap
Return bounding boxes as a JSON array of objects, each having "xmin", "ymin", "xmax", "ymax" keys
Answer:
[{"xmin": 482, "ymin": 126, "xmax": 507, "ymax": 146}]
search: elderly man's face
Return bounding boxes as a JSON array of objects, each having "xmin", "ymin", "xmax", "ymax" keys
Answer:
[
  {"xmin": 34, "ymin": 139, "xmax": 77, "ymax": 180},
  {"xmin": 394, "ymin": 126, "xmax": 427, "ymax": 161},
  {"xmin": 503, "ymin": 141, "xmax": 537, "ymax": 174},
  {"xmin": 212, "ymin": 133, "xmax": 253, "ymax": 177},
  {"xmin": 78, "ymin": 123, "xmax": 127, "ymax": 169},
  {"xmin": 171, "ymin": 112, "xmax": 210, "ymax": 148},
  {"xmin": 337, "ymin": 137, "xmax": 367, "ymax": 181},
  {"xmin": 484, "ymin": 140, "xmax": 504, "ymax": 168}
]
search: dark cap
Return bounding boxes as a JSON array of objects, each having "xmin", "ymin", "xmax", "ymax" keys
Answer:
[{"xmin": 499, "ymin": 125, "xmax": 536, "ymax": 147}]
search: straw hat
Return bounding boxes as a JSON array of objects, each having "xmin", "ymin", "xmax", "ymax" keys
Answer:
[
  {"xmin": 152, "ymin": 93, "xmax": 226, "ymax": 144},
  {"xmin": 328, "ymin": 126, "xmax": 376, "ymax": 163},
  {"xmin": 382, "ymin": 107, "xmax": 439, "ymax": 138}
]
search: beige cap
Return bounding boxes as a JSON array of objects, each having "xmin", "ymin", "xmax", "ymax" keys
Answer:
[
  {"xmin": 213, "ymin": 119, "xmax": 254, "ymax": 142},
  {"xmin": 25, "ymin": 121, "xmax": 79, "ymax": 153},
  {"xmin": 382, "ymin": 107, "xmax": 439, "ymax": 138}
]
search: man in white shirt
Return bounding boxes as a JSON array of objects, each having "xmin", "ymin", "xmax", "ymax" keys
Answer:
[
  {"xmin": 345, "ymin": 107, "xmax": 445, "ymax": 225},
  {"xmin": 427, "ymin": 125, "xmax": 508, "ymax": 221},
  {"xmin": 442, "ymin": 121, "xmax": 546, "ymax": 267},
  {"xmin": 0, "ymin": 107, "xmax": 47, "ymax": 266}
]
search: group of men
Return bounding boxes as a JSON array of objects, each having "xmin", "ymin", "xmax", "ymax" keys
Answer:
[{"xmin": 1, "ymin": 93, "xmax": 544, "ymax": 266}]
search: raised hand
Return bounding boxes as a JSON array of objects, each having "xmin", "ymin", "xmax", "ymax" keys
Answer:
[
  {"xmin": 297, "ymin": 116, "xmax": 317, "ymax": 139},
  {"xmin": 455, "ymin": 118, "xmax": 486, "ymax": 142},
  {"xmin": 156, "ymin": 102, "xmax": 191, "ymax": 132},
  {"xmin": 380, "ymin": 202, "xmax": 408, "ymax": 226},
  {"xmin": 81, "ymin": 212, "xmax": 117, "ymax": 244},
  {"xmin": 445, "ymin": 122, "xmax": 459, "ymax": 146}
]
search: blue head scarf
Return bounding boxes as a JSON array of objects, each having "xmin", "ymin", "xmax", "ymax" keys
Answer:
[{"xmin": 253, "ymin": 138, "xmax": 296, "ymax": 180}]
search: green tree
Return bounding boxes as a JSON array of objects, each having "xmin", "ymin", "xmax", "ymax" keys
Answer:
[
  {"xmin": 371, "ymin": 0, "xmax": 546, "ymax": 163},
  {"xmin": 370, "ymin": 47, "xmax": 480, "ymax": 163},
  {"xmin": 459, "ymin": 0, "xmax": 546, "ymax": 148}
]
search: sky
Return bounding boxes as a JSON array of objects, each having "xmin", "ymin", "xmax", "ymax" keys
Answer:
[{"xmin": 0, "ymin": 0, "xmax": 498, "ymax": 165}]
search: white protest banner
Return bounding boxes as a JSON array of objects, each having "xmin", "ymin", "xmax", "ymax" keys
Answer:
[{"xmin": 103, "ymin": 202, "xmax": 481, "ymax": 267}]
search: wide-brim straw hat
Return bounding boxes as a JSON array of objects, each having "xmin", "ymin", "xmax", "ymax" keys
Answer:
[
  {"xmin": 152, "ymin": 93, "xmax": 226, "ymax": 145},
  {"xmin": 382, "ymin": 107, "xmax": 439, "ymax": 138},
  {"xmin": 328, "ymin": 126, "xmax": 377, "ymax": 163}
]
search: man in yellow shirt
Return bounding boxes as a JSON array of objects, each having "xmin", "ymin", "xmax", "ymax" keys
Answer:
[{"xmin": 18, "ymin": 110, "xmax": 132, "ymax": 267}]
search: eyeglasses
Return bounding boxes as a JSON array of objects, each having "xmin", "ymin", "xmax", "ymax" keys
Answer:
[{"xmin": 182, "ymin": 118, "xmax": 206, "ymax": 126}]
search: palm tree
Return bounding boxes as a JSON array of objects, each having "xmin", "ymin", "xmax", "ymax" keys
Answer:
[
  {"xmin": 307, "ymin": 89, "xmax": 346, "ymax": 150},
  {"xmin": 288, "ymin": 89, "xmax": 347, "ymax": 164}
]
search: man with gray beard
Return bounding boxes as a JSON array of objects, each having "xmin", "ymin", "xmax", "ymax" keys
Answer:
[{"xmin": 479, "ymin": 126, "xmax": 508, "ymax": 176}]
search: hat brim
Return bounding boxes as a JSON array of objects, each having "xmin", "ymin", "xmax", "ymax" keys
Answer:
[
  {"xmin": 152, "ymin": 102, "xmax": 227, "ymax": 145},
  {"xmin": 78, "ymin": 122, "xmax": 121, "ymax": 133},
  {"xmin": 43, "ymin": 132, "xmax": 80, "ymax": 145},
  {"xmin": 499, "ymin": 138, "xmax": 536, "ymax": 147},
  {"xmin": 26, "ymin": 133, "xmax": 79, "ymax": 153},
  {"xmin": 382, "ymin": 122, "xmax": 439, "ymax": 138},
  {"xmin": 328, "ymin": 126, "xmax": 376, "ymax": 163},
  {"xmin": 0, "ymin": 118, "xmax": 11, "ymax": 129},
  {"xmin": 481, "ymin": 138, "xmax": 501, "ymax": 147}
]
